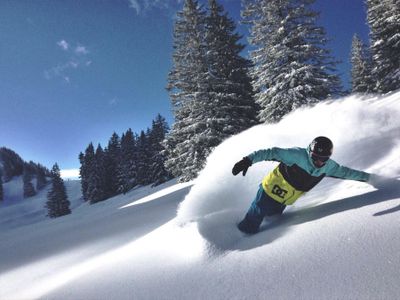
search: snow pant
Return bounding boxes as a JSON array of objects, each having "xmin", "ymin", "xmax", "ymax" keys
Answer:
[{"xmin": 240, "ymin": 185, "xmax": 286, "ymax": 232}]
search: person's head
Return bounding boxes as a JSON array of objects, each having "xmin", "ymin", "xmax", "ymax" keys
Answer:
[{"xmin": 308, "ymin": 136, "xmax": 333, "ymax": 168}]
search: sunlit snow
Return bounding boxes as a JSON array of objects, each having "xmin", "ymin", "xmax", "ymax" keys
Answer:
[{"xmin": 1, "ymin": 92, "xmax": 399, "ymax": 299}]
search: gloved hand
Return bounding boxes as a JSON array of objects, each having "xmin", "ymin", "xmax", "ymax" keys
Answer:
[{"xmin": 232, "ymin": 157, "xmax": 252, "ymax": 176}]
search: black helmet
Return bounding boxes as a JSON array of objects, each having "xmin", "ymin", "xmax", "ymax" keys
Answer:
[
  {"xmin": 309, "ymin": 136, "xmax": 333, "ymax": 156},
  {"xmin": 309, "ymin": 136, "xmax": 333, "ymax": 167}
]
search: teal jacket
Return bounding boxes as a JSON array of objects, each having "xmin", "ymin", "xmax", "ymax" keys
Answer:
[{"xmin": 247, "ymin": 147, "xmax": 370, "ymax": 205}]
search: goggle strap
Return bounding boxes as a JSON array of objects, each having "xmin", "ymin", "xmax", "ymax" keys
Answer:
[{"xmin": 310, "ymin": 151, "xmax": 331, "ymax": 158}]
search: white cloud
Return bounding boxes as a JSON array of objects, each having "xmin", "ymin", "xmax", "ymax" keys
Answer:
[
  {"xmin": 57, "ymin": 40, "xmax": 69, "ymax": 51},
  {"xmin": 127, "ymin": 0, "xmax": 183, "ymax": 15},
  {"xmin": 45, "ymin": 41, "xmax": 91, "ymax": 82},
  {"xmin": 44, "ymin": 60, "xmax": 80, "ymax": 80},
  {"xmin": 75, "ymin": 45, "xmax": 89, "ymax": 55},
  {"xmin": 128, "ymin": 0, "xmax": 141, "ymax": 14}
]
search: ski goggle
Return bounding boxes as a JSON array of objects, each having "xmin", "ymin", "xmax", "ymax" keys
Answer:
[{"xmin": 310, "ymin": 151, "xmax": 330, "ymax": 164}]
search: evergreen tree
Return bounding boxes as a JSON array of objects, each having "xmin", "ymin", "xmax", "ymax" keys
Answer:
[
  {"xmin": 116, "ymin": 133, "xmax": 128, "ymax": 194},
  {"xmin": 0, "ymin": 147, "xmax": 24, "ymax": 182},
  {"xmin": 78, "ymin": 152, "xmax": 88, "ymax": 200},
  {"xmin": 87, "ymin": 144, "xmax": 107, "ymax": 204},
  {"xmin": 45, "ymin": 163, "xmax": 71, "ymax": 218},
  {"xmin": 36, "ymin": 164, "xmax": 48, "ymax": 190},
  {"xmin": 117, "ymin": 129, "xmax": 138, "ymax": 193},
  {"xmin": 242, "ymin": 0, "xmax": 342, "ymax": 123},
  {"xmin": 166, "ymin": 0, "xmax": 258, "ymax": 182},
  {"xmin": 367, "ymin": 0, "xmax": 400, "ymax": 93},
  {"xmin": 23, "ymin": 163, "xmax": 36, "ymax": 198},
  {"xmin": 136, "ymin": 130, "xmax": 146, "ymax": 185},
  {"xmin": 136, "ymin": 129, "xmax": 152, "ymax": 185},
  {"xmin": 205, "ymin": 0, "xmax": 259, "ymax": 136},
  {"xmin": 79, "ymin": 143, "xmax": 95, "ymax": 201},
  {"xmin": 350, "ymin": 34, "xmax": 374, "ymax": 94},
  {"xmin": 166, "ymin": 0, "xmax": 209, "ymax": 181},
  {"xmin": 104, "ymin": 132, "xmax": 121, "ymax": 197},
  {"xmin": 148, "ymin": 114, "xmax": 172, "ymax": 186},
  {"xmin": 1, "ymin": 160, "xmax": 13, "ymax": 183}
]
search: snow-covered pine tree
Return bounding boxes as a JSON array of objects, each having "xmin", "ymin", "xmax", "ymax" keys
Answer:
[
  {"xmin": 104, "ymin": 132, "xmax": 121, "ymax": 197},
  {"xmin": 350, "ymin": 34, "xmax": 375, "ymax": 94},
  {"xmin": 203, "ymin": 0, "xmax": 259, "ymax": 140},
  {"xmin": 148, "ymin": 114, "xmax": 172, "ymax": 186},
  {"xmin": 367, "ymin": 0, "xmax": 400, "ymax": 93},
  {"xmin": 166, "ymin": 0, "xmax": 258, "ymax": 182},
  {"xmin": 166, "ymin": 0, "xmax": 209, "ymax": 181},
  {"xmin": 87, "ymin": 144, "xmax": 108, "ymax": 204},
  {"xmin": 242, "ymin": 0, "xmax": 342, "ymax": 123},
  {"xmin": 23, "ymin": 163, "xmax": 36, "ymax": 198},
  {"xmin": 45, "ymin": 163, "xmax": 71, "ymax": 218},
  {"xmin": 117, "ymin": 129, "xmax": 138, "ymax": 193}
]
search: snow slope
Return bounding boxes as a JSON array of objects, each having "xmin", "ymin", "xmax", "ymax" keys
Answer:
[
  {"xmin": 0, "ymin": 179, "xmax": 82, "ymax": 230},
  {"xmin": 1, "ymin": 92, "xmax": 399, "ymax": 300}
]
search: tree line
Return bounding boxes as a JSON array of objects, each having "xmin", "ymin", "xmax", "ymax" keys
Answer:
[
  {"xmin": 0, "ymin": 147, "xmax": 69, "ymax": 219},
  {"xmin": 164, "ymin": 0, "xmax": 400, "ymax": 183},
  {"xmin": 0, "ymin": 147, "xmax": 50, "ymax": 201},
  {"xmin": 79, "ymin": 114, "xmax": 172, "ymax": 204}
]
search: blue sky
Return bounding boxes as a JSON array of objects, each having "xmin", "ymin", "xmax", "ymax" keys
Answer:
[{"xmin": 0, "ymin": 0, "xmax": 369, "ymax": 173}]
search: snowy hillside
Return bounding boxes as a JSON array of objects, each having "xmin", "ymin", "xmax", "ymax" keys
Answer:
[
  {"xmin": 1, "ymin": 92, "xmax": 399, "ymax": 300},
  {"xmin": 0, "ymin": 178, "xmax": 82, "ymax": 230}
]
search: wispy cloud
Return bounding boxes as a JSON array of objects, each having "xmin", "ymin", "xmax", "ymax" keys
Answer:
[
  {"xmin": 44, "ymin": 60, "xmax": 81, "ymax": 81},
  {"xmin": 45, "ymin": 40, "xmax": 91, "ymax": 82},
  {"xmin": 57, "ymin": 40, "xmax": 69, "ymax": 51},
  {"xmin": 127, "ymin": 0, "xmax": 183, "ymax": 15},
  {"xmin": 128, "ymin": 0, "xmax": 141, "ymax": 14},
  {"xmin": 75, "ymin": 45, "xmax": 89, "ymax": 55}
]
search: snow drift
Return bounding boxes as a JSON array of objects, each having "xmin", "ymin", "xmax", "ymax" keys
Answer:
[{"xmin": 177, "ymin": 92, "xmax": 400, "ymax": 249}]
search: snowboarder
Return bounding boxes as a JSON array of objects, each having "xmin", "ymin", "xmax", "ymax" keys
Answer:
[{"xmin": 232, "ymin": 136, "xmax": 376, "ymax": 234}]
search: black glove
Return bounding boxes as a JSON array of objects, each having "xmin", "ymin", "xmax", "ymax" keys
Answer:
[{"xmin": 232, "ymin": 157, "xmax": 252, "ymax": 176}]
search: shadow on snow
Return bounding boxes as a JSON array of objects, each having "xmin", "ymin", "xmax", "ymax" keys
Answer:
[
  {"xmin": 0, "ymin": 184, "xmax": 192, "ymax": 273},
  {"xmin": 199, "ymin": 183, "xmax": 400, "ymax": 253}
]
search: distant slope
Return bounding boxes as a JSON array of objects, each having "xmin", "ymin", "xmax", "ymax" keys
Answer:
[{"xmin": 0, "ymin": 179, "xmax": 83, "ymax": 229}]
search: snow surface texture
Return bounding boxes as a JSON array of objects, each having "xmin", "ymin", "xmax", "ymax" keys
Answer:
[{"xmin": 1, "ymin": 92, "xmax": 399, "ymax": 300}]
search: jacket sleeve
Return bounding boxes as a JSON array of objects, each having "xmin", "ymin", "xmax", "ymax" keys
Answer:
[
  {"xmin": 247, "ymin": 148, "xmax": 296, "ymax": 165},
  {"xmin": 326, "ymin": 161, "xmax": 370, "ymax": 182}
]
